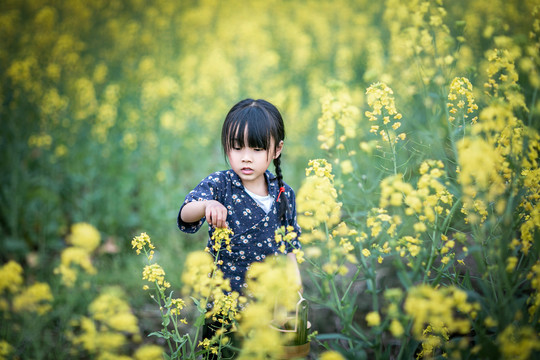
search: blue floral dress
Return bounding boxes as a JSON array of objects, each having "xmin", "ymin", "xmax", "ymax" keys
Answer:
[{"xmin": 177, "ymin": 169, "xmax": 301, "ymax": 293}]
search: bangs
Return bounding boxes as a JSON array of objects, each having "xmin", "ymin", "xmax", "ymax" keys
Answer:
[{"xmin": 222, "ymin": 106, "xmax": 272, "ymax": 152}]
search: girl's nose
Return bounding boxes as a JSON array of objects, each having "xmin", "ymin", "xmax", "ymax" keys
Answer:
[{"xmin": 241, "ymin": 149, "xmax": 252, "ymax": 162}]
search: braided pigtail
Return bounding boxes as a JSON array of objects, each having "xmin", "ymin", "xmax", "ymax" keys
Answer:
[{"xmin": 274, "ymin": 155, "xmax": 288, "ymax": 225}]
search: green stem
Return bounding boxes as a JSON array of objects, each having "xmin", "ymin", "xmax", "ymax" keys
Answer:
[
  {"xmin": 329, "ymin": 278, "xmax": 356, "ymax": 350},
  {"xmin": 390, "ymin": 140, "xmax": 397, "ymax": 175},
  {"xmin": 475, "ymin": 224, "xmax": 499, "ymax": 303},
  {"xmin": 383, "ymin": 125, "xmax": 398, "ymax": 176},
  {"xmin": 348, "ymin": 323, "xmax": 373, "ymax": 344},
  {"xmin": 366, "ymin": 266, "xmax": 378, "ymax": 312},
  {"xmin": 423, "ymin": 212, "xmax": 440, "ymax": 283},
  {"xmin": 396, "ymin": 321, "xmax": 415, "ymax": 360},
  {"xmin": 446, "ymin": 115, "xmax": 460, "ymax": 173},
  {"xmin": 527, "ymin": 86, "xmax": 538, "ymax": 128},
  {"xmin": 341, "ymin": 267, "xmax": 362, "ymax": 303},
  {"xmin": 330, "ymin": 278, "xmax": 344, "ymax": 318},
  {"xmin": 155, "ymin": 282, "xmax": 176, "ymax": 356}
]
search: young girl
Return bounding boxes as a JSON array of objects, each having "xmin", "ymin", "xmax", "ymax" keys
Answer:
[{"xmin": 177, "ymin": 99, "xmax": 302, "ymax": 347}]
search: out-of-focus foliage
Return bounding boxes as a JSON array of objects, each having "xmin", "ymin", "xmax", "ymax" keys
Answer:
[
  {"xmin": 1, "ymin": 0, "xmax": 539, "ymax": 358},
  {"xmin": 2, "ymin": 0, "xmax": 538, "ymax": 256}
]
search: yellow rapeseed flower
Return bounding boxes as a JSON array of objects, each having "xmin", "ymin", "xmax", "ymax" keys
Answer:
[
  {"xmin": 390, "ymin": 319, "xmax": 405, "ymax": 337},
  {"xmin": 506, "ymin": 256, "xmax": 518, "ymax": 272},
  {"xmin": 527, "ymin": 261, "xmax": 540, "ymax": 319},
  {"xmin": 68, "ymin": 287, "xmax": 141, "ymax": 358},
  {"xmin": 0, "ymin": 261, "xmax": 24, "ymax": 294},
  {"xmin": 132, "ymin": 232, "xmax": 154, "ymax": 256},
  {"xmin": 366, "ymin": 311, "xmax": 381, "ymax": 327},
  {"xmin": 12, "ymin": 282, "xmax": 53, "ymax": 315},
  {"xmin": 142, "ymin": 264, "xmax": 170, "ymax": 289},
  {"xmin": 320, "ymin": 350, "xmax": 346, "ymax": 360},
  {"xmin": 484, "ymin": 47, "xmax": 527, "ymax": 110},
  {"xmin": 317, "ymin": 87, "xmax": 359, "ymax": 150},
  {"xmin": 54, "ymin": 246, "xmax": 97, "ymax": 287},
  {"xmin": 365, "ymin": 82, "xmax": 405, "ymax": 144},
  {"xmin": 447, "ymin": 77, "xmax": 478, "ymax": 125},
  {"xmin": 133, "ymin": 344, "xmax": 163, "ymax": 360},
  {"xmin": 497, "ymin": 324, "xmax": 540, "ymax": 360},
  {"xmin": 89, "ymin": 288, "xmax": 139, "ymax": 334},
  {"xmin": 297, "ymin": 159, "xmax": 342, "ymax": 232},
  {"xmin": 211, "ymin": 227, "xmax": 234, "ymax": 253},
  {"xmin": 340, "ymin": 159, "xmax": 354, "ymax": 174},
  {"xmin": 404, "ymin": 285, "xmax": 474, "ymax": 340},
  {"xmin": 0, "ymin": 340, "xmax": 13, "ymax": 360},
  {"xmin": 67, "ymin": 222, "xmax": 101, "ymax": 252},
  {"xmin": 239, "ymin": 257, "xmax": 299, "ymax": 359}
]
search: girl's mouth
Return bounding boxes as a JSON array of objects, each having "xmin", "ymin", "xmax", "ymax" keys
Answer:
[{"xmin": 241, "ymin": 167, "xmax": 254, "ymax": 175}]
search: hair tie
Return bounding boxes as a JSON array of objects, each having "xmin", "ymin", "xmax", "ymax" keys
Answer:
[{"xmin": 277, "ymin": 186, "xmax": 285, "ymax": 202}]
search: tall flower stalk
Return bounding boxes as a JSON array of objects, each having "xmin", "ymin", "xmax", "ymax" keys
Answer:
[
  {"xmin": 365, "ymin": 82, "xmax": 406, "ymax": 176},
  {"xmin": 133, "ymin": 229, "xmax": 246, "ymax": 359}
]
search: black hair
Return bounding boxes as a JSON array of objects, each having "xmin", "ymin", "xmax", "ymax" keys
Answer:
[{"xmin": 221, "ymin": 98, "xmax": 289, "ymax": 224}]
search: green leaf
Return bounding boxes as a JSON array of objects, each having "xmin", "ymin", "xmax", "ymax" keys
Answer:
[
  {"xmin": 461, "ymin": 269, "xmax": 473, "ymax": 289},
  {"xmin": 194, "ymin": 312, "xmax": 206, "ymax": 327},
  {"xmin": 162, "ymin": 315, "xmax": 171, "ymax": 327},
  {"xmin": 316, "ymin": 333, "xmax": 354, "ymax": 341},
  {"xmin": 165, "ymin": 290, "xmax": 175, "ymax": 307},
  {"xmin": 148, "ymin": 331, "xmax": 170, "ymax": 339}
]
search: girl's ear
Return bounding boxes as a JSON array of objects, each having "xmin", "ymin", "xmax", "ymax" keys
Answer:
[{"xmin": 274, "ymin": 140, "xmax": 284, "ymax": 159}]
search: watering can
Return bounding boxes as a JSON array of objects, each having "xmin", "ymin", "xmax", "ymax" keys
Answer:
[{"xmin": 271, "ymin": 292, "xmax": 311, "ymax": 359}]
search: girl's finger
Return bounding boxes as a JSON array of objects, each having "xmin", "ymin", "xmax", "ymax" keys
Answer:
[{"xmin": 216, "ymin": 211, "xmax": 227, "ymax": 228}]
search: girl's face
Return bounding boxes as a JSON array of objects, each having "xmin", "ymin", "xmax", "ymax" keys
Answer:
[{"xmin": 227, "ymin": 134, "xmax": 283, "ymax": 193}]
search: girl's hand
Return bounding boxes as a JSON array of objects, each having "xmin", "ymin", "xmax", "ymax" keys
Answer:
[{"xmin": 205, "ymin": 200, "xmax": 228, "ymax": 228}]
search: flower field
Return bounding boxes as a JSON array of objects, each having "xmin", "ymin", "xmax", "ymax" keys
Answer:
[{"xmin": 1, "ymin": 0, "xmax": 539, "ymax": 359}]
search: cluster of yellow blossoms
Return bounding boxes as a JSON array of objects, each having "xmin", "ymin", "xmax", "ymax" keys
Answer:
[
  {"xmin": 142, "ymin": 264, "xmax": 170, "ymax": 290},
  {"xmin": 447, "ymin": 77, "xmax": 478, "ymax": 125},
  {"xmin": 404, "ymin": 285, "xmax": 480, "ymax": 358},
  {"xmin": 182, "ymin": 247, "xmax": 243, "ymax": 357},
  {"xmin": 0, "ymin": 260, "xmax": 53, "ymax": 316},
  {"xmin": 238, "ymin": 256, "xmax": 301, "ymax": 360},
  {"xmin": 54, "ymin": 222, "xmax": 101, "ymax": 287},
  {"xmin": 275, "ymin": 225, "xmax": 304, "ymax": 264},
  {"xmin": 484, "ymin": 43, "xmax": 527, "ymax": 110},
  {"xmin": 317, "ymin": 86, "xmax": 360, "ymax": 150},
  {"xmin": 366, "ymin": 160, "xmax": 455, "ymax": 265},
  {"xmin": 210, "ymin": 227, "xmax": 234, "ymax": 254},
  {"xmin": 517, "ymin": 132, "xmax": 540, "ymax": 257},
  {"xmin": 297, "ymin": 159, "xmax": 341, "ymax": 236},
  {"xmin": 132, "ymin": 232, "xmax": 172, "ymax": 291},
  {"xmin": 67, "ymin": 287, "xmax": 144, "ymax": 359},
  {"xmin": 383, "ymin": 0, "xmax": 454, "ymax": 92},
  {"xmin": 365, "ymin": 288, "xmax": 406, "ymax": 339},
  {"xmin": 296, "ymin": 159, "xmax": 360, "ymax": 275},
  {"xmin": 365, "ymin": 82, "xmax": 405, "ymax": 143},
  {"xmin": 497, "ymin": 324, "xmax": 540, "ymax": 360},
  {"xmin": 527, "ymin": 260, "xmax": 540, "ymax": 329},
  {"xmin": 131, "ymin": 231, "xmax": 154, "ymax": 256},
  {"xmin": 0, "ymin": 260, "xmax": 53, "ymax": 359}
]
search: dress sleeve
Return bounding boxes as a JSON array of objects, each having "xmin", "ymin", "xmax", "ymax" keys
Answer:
[{"xmin": 177, "ymin": 173, "xmax": 222, "ymax": 233}]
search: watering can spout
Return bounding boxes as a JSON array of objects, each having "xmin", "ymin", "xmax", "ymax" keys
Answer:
[{"xmin": 296, "ymin": 296, "xmax": 309, "ymax": 345}]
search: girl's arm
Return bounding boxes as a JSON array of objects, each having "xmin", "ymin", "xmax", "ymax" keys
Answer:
[
  {"xmin": 286, "ymin": 252, "xmax": 303, "ymax": 293},
  {"xmin": 180, "ymin": 200, "xmax": 228, "ymax": 228}
]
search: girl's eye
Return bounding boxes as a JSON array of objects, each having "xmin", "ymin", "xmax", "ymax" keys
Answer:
[{"xmin": 254, "ymin": 148, "xmax": 265, "ymax": 151}]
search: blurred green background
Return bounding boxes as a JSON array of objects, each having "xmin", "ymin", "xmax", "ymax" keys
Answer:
[{"xmin": 1, "ymin": 0, "xmax": 538, "ymax": 358}]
